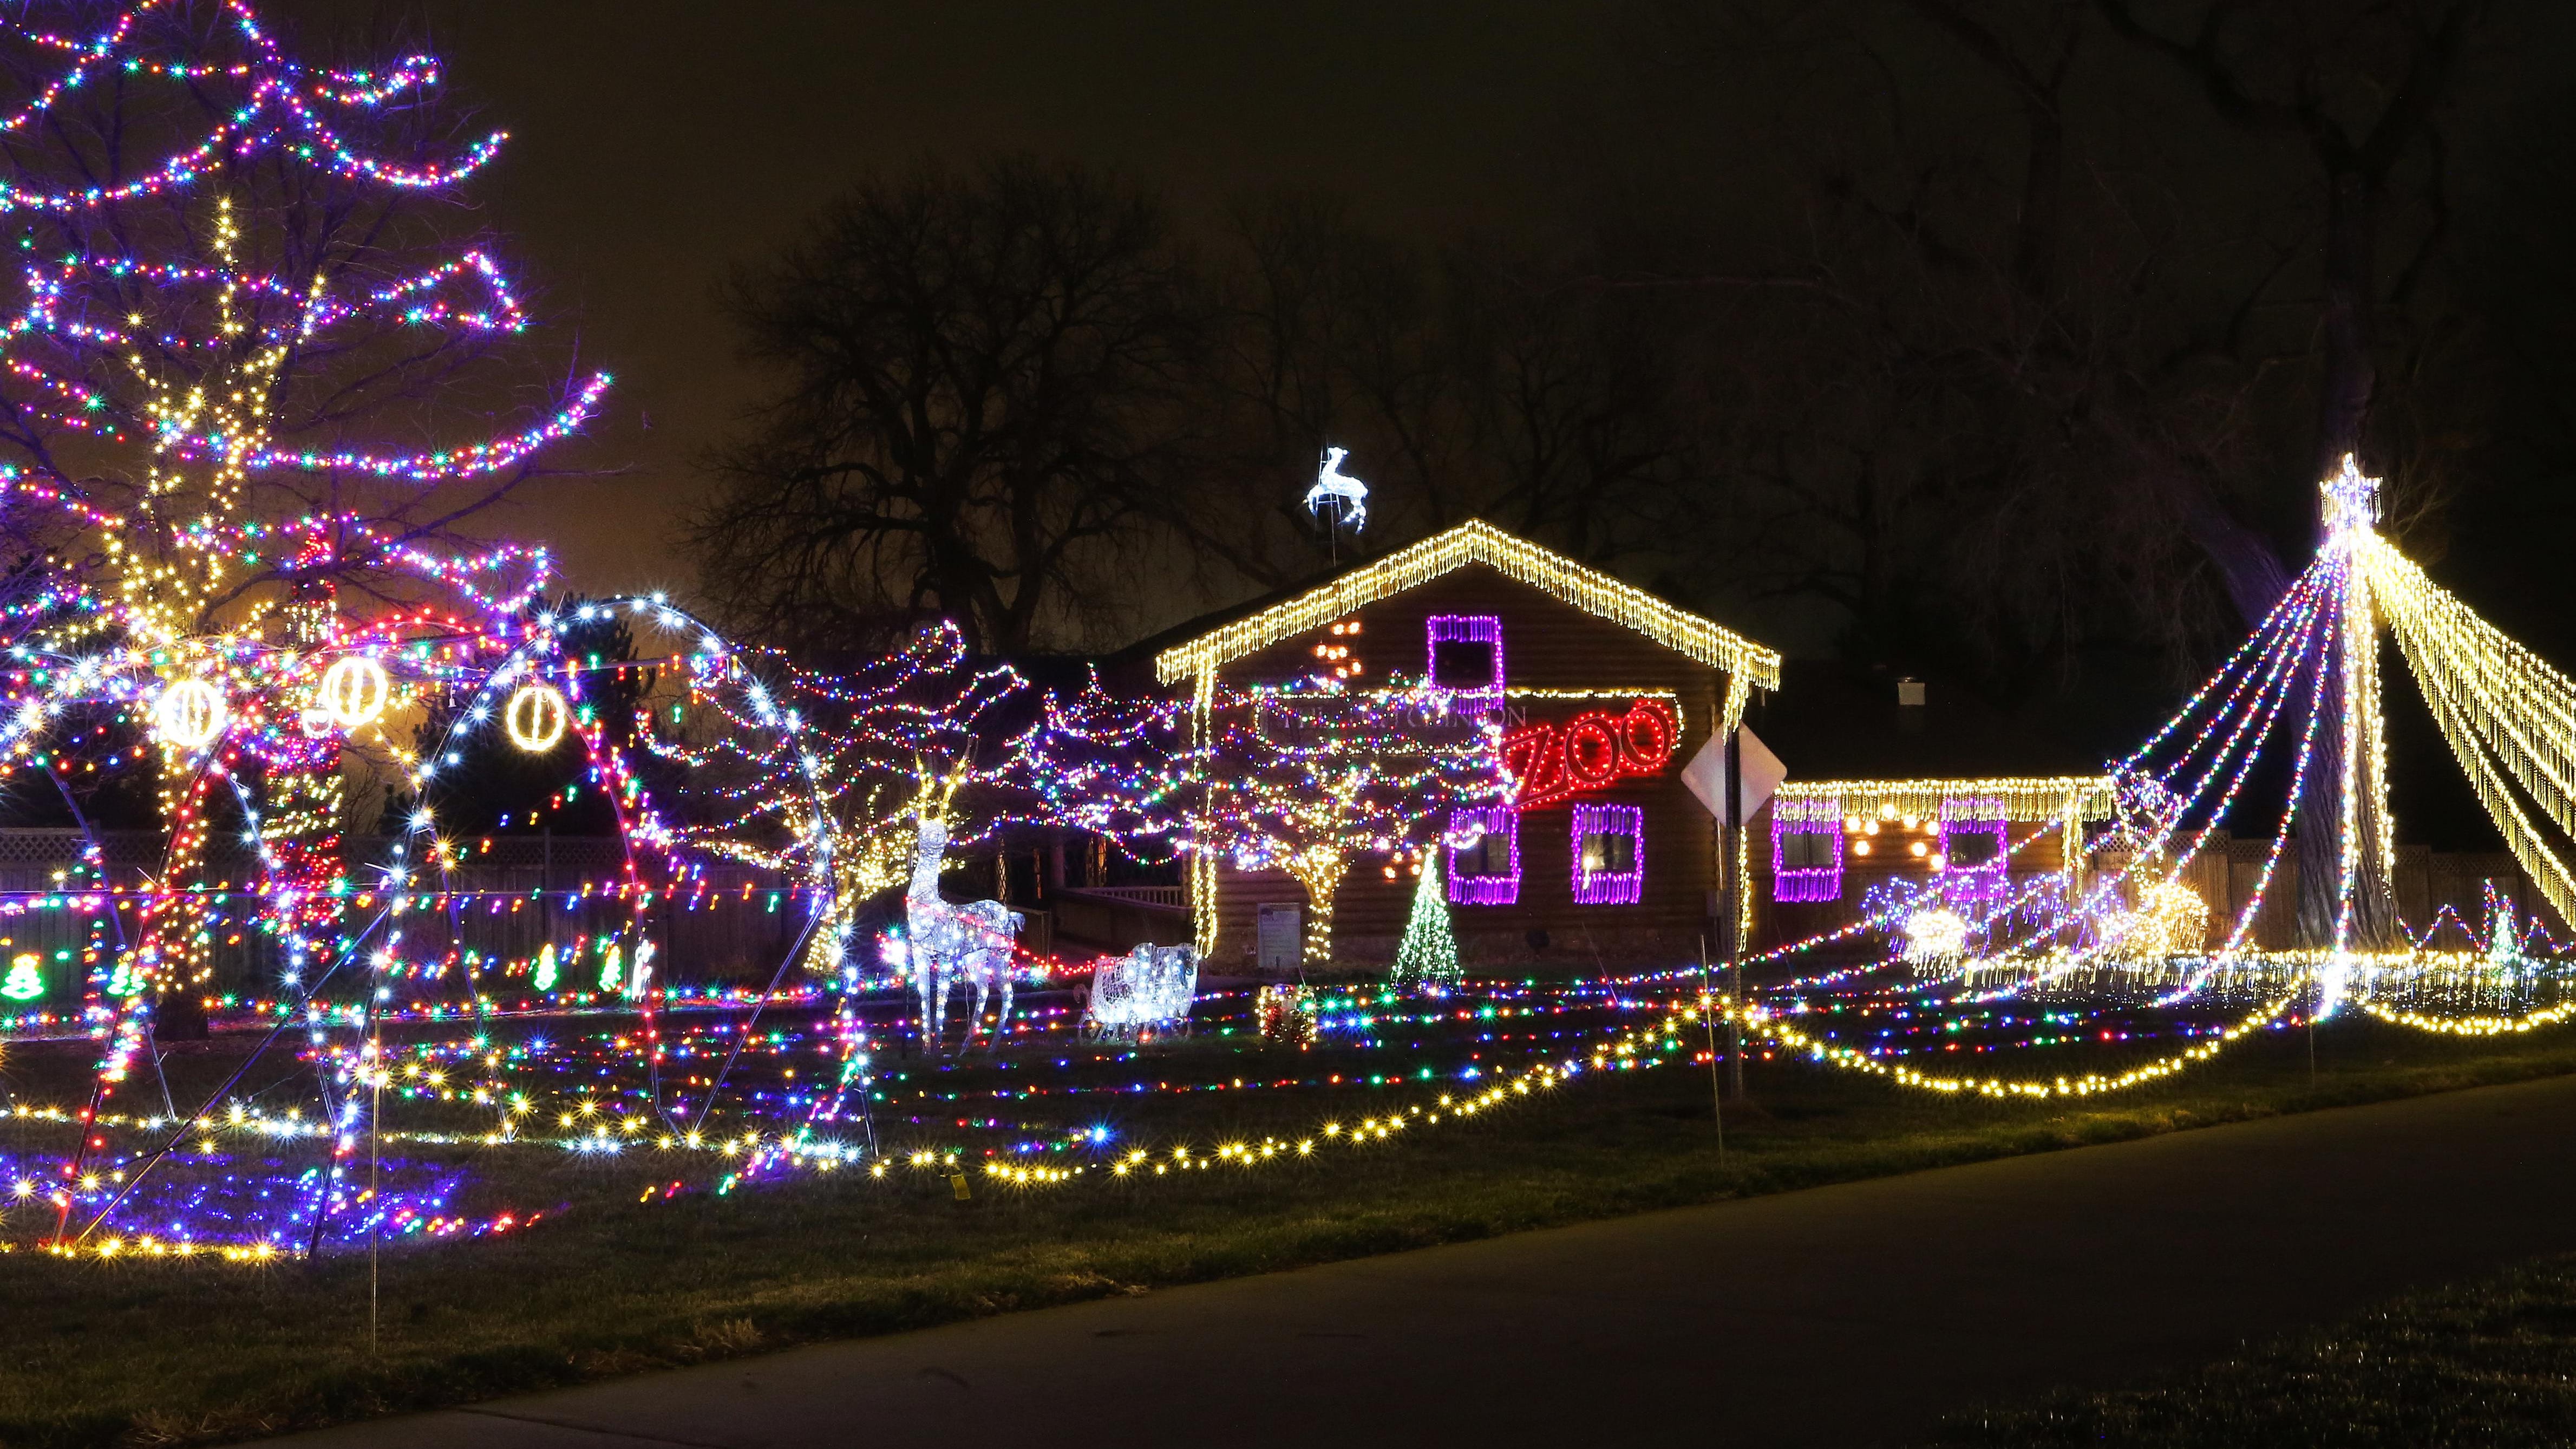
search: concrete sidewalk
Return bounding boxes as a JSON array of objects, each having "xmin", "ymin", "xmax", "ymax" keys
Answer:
[{"xmin": 264, "ymin": 1074, "xmax": 2576, "ymax": 1448}]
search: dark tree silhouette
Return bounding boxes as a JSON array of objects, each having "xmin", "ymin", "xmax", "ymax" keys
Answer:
[
  {"xmin": 1584, "ymin": 0, "xmax": 2520, "ymax": 941},
  {"xmin": 690, "ymin": 155, "xmax": 1206, "ymax": 655}
]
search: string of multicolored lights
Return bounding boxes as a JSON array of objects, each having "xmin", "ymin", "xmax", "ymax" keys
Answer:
[{"xmin": 9, "ymin": 5, "xmax": 2576, "ymax": 1259}]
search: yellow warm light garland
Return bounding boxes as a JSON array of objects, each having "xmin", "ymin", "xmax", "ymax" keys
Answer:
[
  {"xmin": 2363, "ymin": 534, "xmax": 2576, "ymax": 931},
  {"xmin": 2355, "ymin": 997, "xmax": 2576, "ymax": 1036},
  {"xmin": 1745, "ymin": 994, "xmax": 2298, "ymax": 1098},
  {"xmin": 1153, "ymin": 520, "xmax": 1782, "ymax": 689},
  {"xmin": 1770, "ymin": 776, "xmax": 2118, "ymax": 824}
]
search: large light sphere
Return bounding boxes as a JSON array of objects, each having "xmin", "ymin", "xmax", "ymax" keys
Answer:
[
  {"xmin": 505, "ymin": 681, "xmax": 570, "ymax": 753},
  {"xmin": 152, "ymin": 678, "xmax": 228, "ymax": 749},
  {"xmin": 318, "ymin": 655, "xmax": 390, "ymax": 729},
  {"xmin": 1901, "ymin": 906, "xmax": 1969, "ymax": 965}
]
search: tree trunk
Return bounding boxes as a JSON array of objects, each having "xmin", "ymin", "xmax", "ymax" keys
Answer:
[
  {"xmin": 2183, "ymin": 482, "xmax": 2399, "ymax": 949},
  {"xmin": 2291, "ymin": 721, "xmax": 2401, "ymax": 949},
  {"xmin": 2312, "ymin": 166, "xmax": 2379, "ymax": 485},
  {"xmin": 2290, "ymin": 164, "xmax": 2401, "ymax": 951},
  {"xmin": 1288, "ymin": 857, "xmax": 1345, "ymax": 972},
  {"xmin": 2293, "ymin": 630, "xmax": 2403, "ymax": 951}
]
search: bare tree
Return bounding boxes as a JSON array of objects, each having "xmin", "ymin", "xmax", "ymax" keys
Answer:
[
  {"xmin": 1591, "ymin": 0, "xmax": 2518, "ymax": 942},
  {"xmin": 691, "ymin": 155, "xmax": 1207, "ymax": 655},
  {"xmin": 0, "ymin": 0, "xmax": 597, "ymax": 624},
  {"xmin": 1189, "ymin": 195, "xmax": 1696, "ymax": 592}
]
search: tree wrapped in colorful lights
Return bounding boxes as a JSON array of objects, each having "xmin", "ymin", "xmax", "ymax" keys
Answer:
[
  {"xmin": 658, "ymin": 620, "xmax": 1030, "ymax": 981},
  {"xmin": 0, "ymin": 4, "xmax": 866, "ymax": 1250},
  {"xmin": 1026, "ymin": 678, "xmax": 1504, "ymax": 969}
]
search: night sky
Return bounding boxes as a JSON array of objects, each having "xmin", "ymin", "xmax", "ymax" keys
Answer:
[{"xmin": 400, "ymin": 0, "xmax": 1610, "ymax": 595}]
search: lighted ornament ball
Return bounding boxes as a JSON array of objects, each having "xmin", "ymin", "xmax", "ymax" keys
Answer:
[
  {"xmin": 1902, "ymin": 906, "xmax": 1970, "ymax": 964},
  {"xmin": 317, "ymin": 655, "xmax": 390, "ymax": 729},
  {"xmin": 152, "ymin": 678, "xmax": 228, "ymax": 748},
  {"xmin": 505, "ymin": 681, "xmax": 570, "ymax": 752}
]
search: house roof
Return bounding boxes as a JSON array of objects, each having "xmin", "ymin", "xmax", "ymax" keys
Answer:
[
  {"xmin": 1773, "ymin": 775, "xmax": 2119, "ymax": 823},
  {"xmin": 1150, "ymin": 519, "xmax": 1782, "ymax": 689},
  {"xmin": 1750, "ymin": 660, "xmax": 2118, "ymax": 821}
]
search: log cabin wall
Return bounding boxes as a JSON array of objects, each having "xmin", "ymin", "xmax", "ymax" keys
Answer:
[{"xmin": 1204, "ymin": 563, "xmax": 1735, "ymax": 968}]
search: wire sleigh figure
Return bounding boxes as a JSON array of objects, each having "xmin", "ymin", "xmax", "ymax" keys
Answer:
[{"xmin": 1083, "ymin": 944, "xmax": 1200, "ymax": 1042}]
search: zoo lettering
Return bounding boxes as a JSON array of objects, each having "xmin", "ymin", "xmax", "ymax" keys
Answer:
[{"xmin": 1501, "ymin": 700, "xmax": 1676, "ymax": 809}]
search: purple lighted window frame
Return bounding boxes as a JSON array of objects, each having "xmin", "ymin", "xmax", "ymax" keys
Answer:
[
  {"xmin": 1570, "ymin": 802, "xmax": 1645, "ymax": 905},
  {"xmin": 1939, "ymin": 799, "xmax": 2010, "ymax": 901},
  {"xmin": 1771, "ymin": 799, "xmax": 1845, "ymax": 903},
  {"xmin": 1447, "ymin": 806, "xmax": 1521, "ymax": 905},
  {"xmin": 1426, "ymin": 615, "xmax": 1505, "ymax": 717}
]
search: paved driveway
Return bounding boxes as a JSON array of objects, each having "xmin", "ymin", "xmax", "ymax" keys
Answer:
[{"xmin": 261, "ymin": 1074, "xmax": 2576, "ymax": 1447}]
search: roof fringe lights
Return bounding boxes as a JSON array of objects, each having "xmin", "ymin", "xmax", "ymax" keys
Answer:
[
  {"xmin": 2363, "ymin": 532, "xmax": 2576, "ymax": 932},
  {"xmin": 1771, "ymin": 776, "xmax": 2117, "ymax": 824},
  {"xmin": 1154, "ymin": 520, "xmax": 1781, "ymax": 690}
]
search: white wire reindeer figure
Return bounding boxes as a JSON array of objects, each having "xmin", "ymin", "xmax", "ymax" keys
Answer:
[
  {"xmin": 1305, "ymin": 446, "xmax": 1369, "ymax": 532},
  {"xmin": 902, "ymin": 771, "xmax": 1021, "ymax": 1052}
]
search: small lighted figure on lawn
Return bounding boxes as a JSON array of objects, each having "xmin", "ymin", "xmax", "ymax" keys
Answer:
[
  {"xmin": 1085, "ymin": 944, "xmax": 1199, "ymax": 1041},
  {"xmin": 1305, "ymin": 446, "xmax": 1369, "ymax": 533},
  {"xmin": 903, "ymin": 773, "xmax": 1022, "ymax": 1051}
]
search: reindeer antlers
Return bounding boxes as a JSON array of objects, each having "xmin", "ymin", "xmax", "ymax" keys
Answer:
[{"xmin": 909, "ymin": 751, "xmax": 971, "ymax": 823}]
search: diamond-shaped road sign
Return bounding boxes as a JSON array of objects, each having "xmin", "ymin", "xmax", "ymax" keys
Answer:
[{"xmin": 1681, "ymin": 723, "xmax": 1786, "ymax": 824}]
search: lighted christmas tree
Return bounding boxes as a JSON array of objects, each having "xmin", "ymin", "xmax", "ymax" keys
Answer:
[
  {"xmin": 1391, "ymin": 855, "xmax": 1460, "ymax": 993},
  {"xmin": 0, "ymin": 952, "xmax": 43, "ymax": 1003}
]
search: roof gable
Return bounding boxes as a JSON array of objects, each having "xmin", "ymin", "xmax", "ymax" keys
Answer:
[{"xmin": 1153, "ymin": 520, "xmax": 1781, "ymax": 689}]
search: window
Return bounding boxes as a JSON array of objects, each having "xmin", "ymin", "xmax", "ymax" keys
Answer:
[
  {"xmin": 1448, "ymin": 807, "xmax": 1520, "ymax": 905},
  {"xmin": 1570, "ymin": 803, "xmax": 1644, "ymax": 904},
  {"xmin": 1432, "ymin": 638, "xmax": 1498, "ymax": 690},
  {"xmin": 1944, "ymin": 830, "xmax": 2001, "ymax": 867},
  {"xmin": 1579, "ymin": 831, "xmax": 1634, "ymax": 874},
  {"xmin": 1779, "ymin": 831, "xmax": 1836, "ymax": 869},
  {"xmin": 1772, "ymin": 798, "xmax": 1845, "ymax": 903},
  {"xmin": 1426, "ymin": 615, "xmax": 1505, "ymax": 718},
  {"xmin": 1938, "ymin": 800, "xmax": 2010, "ymax": 902}
]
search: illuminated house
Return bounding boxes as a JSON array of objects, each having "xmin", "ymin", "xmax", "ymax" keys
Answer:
[
  {"xmin": 1756, "ymin": 775, "xmax": 2120, "ymax": 948},
  {"xmin": 1743, "ymin": 665, "xmax": 2120, "ymax": 950},
  {"xmin": 1148, "ymin": 520, "xmax": 1780, "ymax": 969}
]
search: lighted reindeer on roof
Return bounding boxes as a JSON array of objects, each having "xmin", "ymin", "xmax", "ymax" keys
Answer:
[
  {"xmin": 903, "ymin": 767, "xmax": 1022, "ymax": 1052},
  {"xmin": 1304, "ymin": 446, "xmax": 1369, "ymax": 531}
]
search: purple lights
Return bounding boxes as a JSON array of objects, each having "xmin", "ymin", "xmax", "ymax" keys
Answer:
[
  {"xmin": 1570, "ymin": 803, "xmax": 1644, "ymax": 904},
  {"xmin": 1448, "ymin": 806, "xmax": 1521, "ymax": 904},
  {"xmin": 1772, "ymin": 798, "xmax": 1845, "ymax": 903},
  {"xmin": 0, "ymin": 1147, "xmax": 508, "ymax": 1256},
  {"xmin": 1426, "ymin": 615, "xmax": 1505, "ymax": 718},
  {"xmin": 1939, "ymin": 799, "xmax": 2010, "ymax": 901}
]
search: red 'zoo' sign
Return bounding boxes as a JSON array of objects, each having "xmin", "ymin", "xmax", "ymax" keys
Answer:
[{"xmin": 1501, "ymin": 700, "xmax": 1676, "ymax": 808}]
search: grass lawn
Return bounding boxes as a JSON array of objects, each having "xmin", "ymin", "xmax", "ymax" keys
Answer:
[
  {"xmin": 6, "ymin": 1001, "xmax": 2576, "ymax": 1448},
  {"xmin": 1926, "ymin": 1249, "xmax": 2576, "ymax": 1447}
]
